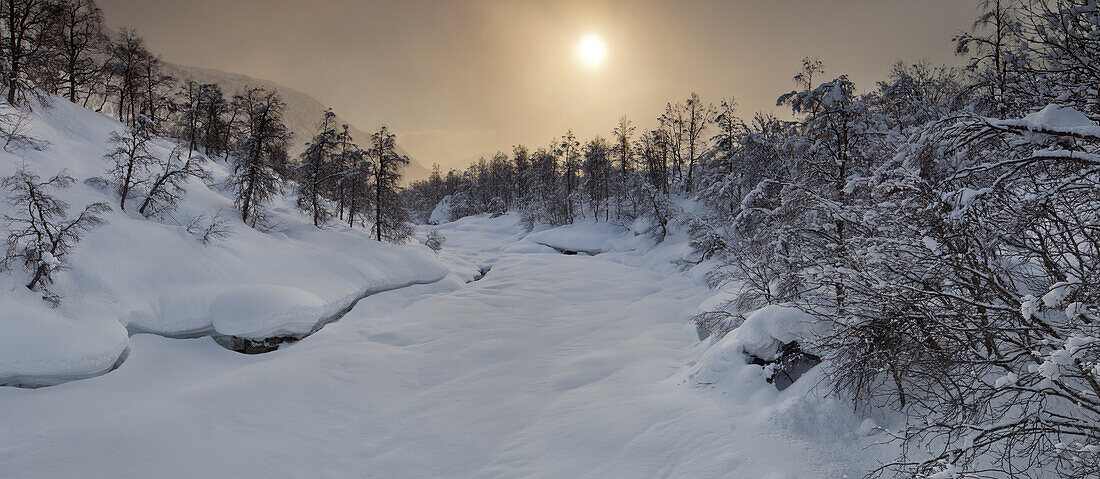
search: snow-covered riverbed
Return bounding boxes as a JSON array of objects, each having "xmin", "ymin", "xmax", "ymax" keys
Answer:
[{"xmin": 0, "ymin": 215, "xmax": 880, "ymax": 478}]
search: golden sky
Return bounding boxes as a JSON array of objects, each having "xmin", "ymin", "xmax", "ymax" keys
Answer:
[{"xmin": 98, "ymin": 0, "xmax": 977, "ymax": 168}]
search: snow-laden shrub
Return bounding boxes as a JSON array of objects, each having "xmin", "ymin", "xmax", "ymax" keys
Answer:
[{"xmin": 425, "ymin": 228, "xmax": 445, "ymax": 252}]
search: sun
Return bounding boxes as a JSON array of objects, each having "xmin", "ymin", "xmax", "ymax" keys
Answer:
[{"xmin": 577, "ymin": 34, "xmax": 607, "ymax": 66}]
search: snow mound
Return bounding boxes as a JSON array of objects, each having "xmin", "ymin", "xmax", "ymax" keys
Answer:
[
  {"xmin": 689, "ymin": 331, "xmax": 781, "ymax": 404},
  {"xmin": 501, "ymin": 241, "xmax": 558, "ymax": 254},
  {"xmin": 728, "ymin": 305, "xmax": 821, "ymax": 360},
  {"xmin": 768, "ymin": 366, "xmax": 876, "ymax": 441},
  {"xmin": 521, "ymin": 221, "xmax": 648, "ymax": 254},
  {"xmin": 0, "ymin": 283, "xmax": 128, "ymax": 387}
]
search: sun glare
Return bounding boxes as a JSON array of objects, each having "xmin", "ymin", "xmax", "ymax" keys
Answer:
[{"xmin": 577, "ymin": 34, "xmax": 606, "ymax": 66}]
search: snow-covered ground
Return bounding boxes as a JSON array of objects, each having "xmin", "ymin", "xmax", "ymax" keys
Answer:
[
  {"xmin": 0, "ymin": 98, "xmax": 448, "ymax": 387},
  {"xmin": 0, "ymin": 213, "xmax": 885, "ymax": 478}
]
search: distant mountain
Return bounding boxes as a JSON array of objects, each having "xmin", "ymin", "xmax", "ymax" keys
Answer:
[{"xmin": 163, "ymin": 63, "xmax": 430, "ymax": 181}]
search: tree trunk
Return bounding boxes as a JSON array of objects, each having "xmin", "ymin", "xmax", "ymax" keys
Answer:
[
  {"xmin": 120, "ymin": 160, "xmax": 134, "ymax": 210},
  {"xmin": 26, "ymin": 263, "xmax": 45, "ymax": 291},
  {"xmin": 375, "ymin": 162, "xmax": 383, "ymax": 242}
]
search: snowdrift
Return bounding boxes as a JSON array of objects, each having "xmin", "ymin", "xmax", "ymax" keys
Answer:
[
  {"xmin": 513, "ymin": 221, "xmax": 651, "ymax": 255},
  {"xmin": 0, "ymin": 98, "xmax": 447, "ymax": 387}
]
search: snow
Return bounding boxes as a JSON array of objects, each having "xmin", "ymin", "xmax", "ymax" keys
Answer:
[
  {"xmin": 2, "ymin": 98, "xmax": 886, "ymax": 475},
  {"xmin": 0, "ymin": 97, "xmax": 448, "ymax": 385},
  {"xmin": 38, "ymin": 251, "xmax": 60, "ymax": 268},
  {"xmin": 1042, "ymin": 282, "xmax": 1072, "ymax": 308},
  {"xmin": 922, "ymin": 236, "xmax": 941, "ymax": 254},
  {"xmin": 1023, "ymin": 105, "xmax": 1094, "ymax": 129},
  {"xmin": 0, "ymin": 213, "xmax": 883, "ymax": 478},
  {"xmin": 1066, "ymin": 302, "xmax": 1084, "ymax": 320},
  {"xmin": 0, "ymin": 286, "xmax": 128, "ymax": 386},
  {"xmin": 997, "ymin": 104, "xmax": 1100, "ymax": 139},
  {"xmin": 994, "ymin": 371, "xmax": 1019, "ymax": 388},
  {"xmin": 208, "ymin": 285, "xmax": 329, "ymax": 338},
  {"xmin": 429, "ymin": 194, "xmax": 453, "ymax": 224},
  {"xmin": 927, "ymin": 463, "xmax": 957, "ymax": 479},
  {"xmin": 1021, "ymin": 294, "xmax": 1039, "ymax": 320}
]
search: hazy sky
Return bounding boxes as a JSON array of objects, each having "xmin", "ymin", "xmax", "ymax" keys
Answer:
[{"xmin": 97, "ymin": 0, "xmax": 979, "ymax": 169}]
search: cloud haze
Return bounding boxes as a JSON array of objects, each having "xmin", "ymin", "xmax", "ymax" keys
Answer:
[{"xmin": 97, "ymin": 0, "xmax": 978, "ymax": 168}]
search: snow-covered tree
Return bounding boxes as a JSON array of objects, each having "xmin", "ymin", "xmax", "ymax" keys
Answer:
[
  {"xmin": 172, "ymin": 80, "xmax": 203, "ymax": 154},
  {"xmin": 512, "ymin": 145, "xmax": 530, "ymax": 203},
  {"xmin": 229, "ymin": 87, "xmax": 291, "ymax": 227},
  {"xmin": 582, "ymin": 137, "xmax": 612, "ymax": 221},
  {"xmin": 295, "ymin": 109, "xmax": 339, "ymax": 227},
  {"xmin": 681, "ymin": 92, "xmax": 713, "ymax": 193},
  {"xmin": 558, "ymin": 130, "xmax": 580, "ymax": 224},
  {"xmin": 106, "ymin": 29, "xmax": 149, "ymax": 127},
  {"xmin": 104, "ymin": 116, "xmax": 157, "ymax": 211},
  {"xmin": 198, "ymin": 83, "xmax": 230, "ymax": 157},
  {"xmin": 51, "ymin": 0, "xmax": 108, "ymax": 104},
  {"xmin": 611, "ymin": 116, "xmax": 636, "ymax": 219},
  {"xmin": 367, "ymin": 125, "xmax": 411, "ymax": 243},
  {"xmin": 2, "ymin": 167, "xmax": 109, "ymax": 302},
  {"xmin": 138, "ymin": 144, "xmax": 209, "ymax": 218},
  {"xmin": 0, "ymin": 0, "xmax": 55, "ymax": 105},
  {"xmin": 424, "ymin": 228, "xmax": 444, "ymax": 252}
]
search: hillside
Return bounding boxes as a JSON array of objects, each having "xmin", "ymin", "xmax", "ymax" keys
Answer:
[
  {"xmin": 0, "ymin": 96, "xmax": 457, "ymax": 387},
  {"xmin": 163, "ymin": 63, "xmax": 431, "ymax": 181}
]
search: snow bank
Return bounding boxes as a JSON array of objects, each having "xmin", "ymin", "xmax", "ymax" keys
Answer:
[
  {"xmin": 0, "ymin": 97, "xmax": 448, "ymax": 386},
  {"xmin": 0, "ymin": 283, "xmax": 128, "ymax": 387},
  {"xmin": 209, "ymin": 285, "xmax": 328, "ymax": 338},
  {"xmin": 685, "ymin": 303, "xmax": 876, "ymax": 447}
]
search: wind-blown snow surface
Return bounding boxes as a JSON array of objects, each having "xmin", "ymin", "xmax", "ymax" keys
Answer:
[
  {"xmin": 0, "ymin": 213, "xmax": 886, "ymax": 478},
  {"xmin": 0, "ymin": 98, "xmax": 448, "ymax": 386}
]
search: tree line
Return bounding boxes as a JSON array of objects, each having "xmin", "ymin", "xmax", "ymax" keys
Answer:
[{"xmin": 405, "ymin": 1, "xmax": 1100, "ymax": 477}]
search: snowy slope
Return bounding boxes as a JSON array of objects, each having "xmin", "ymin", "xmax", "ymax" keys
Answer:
[
  {"xmin": 0, "ymin": 97, "xmax": 448, "ymax": 387},
  {"xmin": 163, "ymin": 63, "xmax": 431, "ymax": 181},
  {"xmin": 0, "ymin": 213, "xmax": 887, "ymax": 478}
]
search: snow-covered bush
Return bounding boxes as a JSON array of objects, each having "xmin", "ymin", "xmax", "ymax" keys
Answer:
[
  {"xmin": 184, "ymin": 211, "xmax": 233, "ymax": 245},
  {"xmin": 424, "ymin": 228, "xmax": 445, "ymax": 252},
  {"xmin": 687, "ymin": 4, "xmax": 1100, "ymax": 476},
  {"xmin": 486, "ymin": 196, "xmax": 506, "ymax": 217}
]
